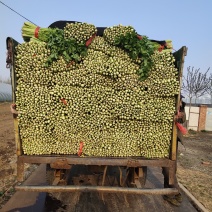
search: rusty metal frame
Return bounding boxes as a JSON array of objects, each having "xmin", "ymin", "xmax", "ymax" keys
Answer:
[
  {"xmin": 171, "ymin": 46, "xmax": 188, "ymax": 160},
  {"xmin": 9, "ymin": 38, "xmax": 186, "ymax": 194},
  {"xmin": 18, "ymin": 155, "xmax": 172, "ymax": 167},
  {"xmin": 52, "ymin": 169, "xmax": 63, "ymax": 185},
  {"xmin": 7, "ymin": 38, "xmax": 23, "ymax": 158},
  {"xmin": 118, "ymin": 166, "xmax": 129, "ymax": 187},
  {"xmin": 128, "ymin": 167, "xmax": 147, "ymax": 188},
  {"xmin": 16, "ymin": 155, "xmax": 178, "ymax": 194},
  {"xmin": 17, "ymin": 155, "xmax": 177, "ymax": 186},
  {"xmin": 50, "ymin": 158, "xmax": 71, "ymax": 169},
  {"xmin": 15, "ymin": 185, "xmax": 179, "ymax": 195},
  {"xmin": 51, "ymin": 169, "xmax": 70, "ymax": 186}
]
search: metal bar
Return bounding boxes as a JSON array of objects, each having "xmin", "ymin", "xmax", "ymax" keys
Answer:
[
  {"xmin": 171, "ymin": 46, "xmax": 187, "ymax": 161},
  {"xmin": 169, "ymin": 160, "xmax": 176, "ymax": 185},
  {"xmin": 14, "ymin": 117, "xmax": 22, "ymax": 156},
  {"xmin": 134, "ymin": 179, "xmax": 142, "ymax": 189},
  {"xmin": 15, "ymin": 185, "xmax": 179, "ymax": 195},
  {"xmin": 171, "ymin": 121, "xmax": 178, "ymax": 161},
  {"xmin": 102, "ymin": 166, "xmax": 108, "ymax": 186},
  {"xmin": 118, "ymin": 166, "xmax": 125, "ymax": 187},
  {"xmin": 52, "ymin": 170, "xmax": 62, "ymax": 186},
  {"xmin": 18, "ymin": 155, "xmax": 171, "ymax": 167},
  {"xmin": 7, "ymin": 38, "xmax": 23, "ymax": 157}
]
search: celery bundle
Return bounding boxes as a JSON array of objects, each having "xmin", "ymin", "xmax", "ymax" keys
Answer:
[
  {"xmin": 151, "ymin": 40, "xmax": 173, "ymax": 52},
  {"xmin": 22, "ymin": 22, "xmax": 56, "ymax": 42}
]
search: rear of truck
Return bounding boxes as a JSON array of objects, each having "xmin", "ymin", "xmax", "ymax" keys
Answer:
[{"xmin": 6, "ymin": 21, "xmax": 187, "ymax": 195}]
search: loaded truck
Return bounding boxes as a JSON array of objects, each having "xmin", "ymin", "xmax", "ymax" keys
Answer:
[{"xmin": 6, "ymin": 20, "xmax": 187, "ymax": 195}]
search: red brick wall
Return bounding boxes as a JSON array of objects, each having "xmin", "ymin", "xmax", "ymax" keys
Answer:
[{"xmin": 198, "ymin": 105, "xmax": 207, "ymax": 131}]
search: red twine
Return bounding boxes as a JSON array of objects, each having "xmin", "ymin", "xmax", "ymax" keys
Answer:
[
  {"xmin": 67, "ymin": 61, "xmax": 75, "ymax": 67},
  {"xmin": 86, "ymin": 33, "xmax": 96, "ymax": 47},
  {"xmin": 34, "ymin": 26, "xmax": 40, "ymax": 38},
  {"xmin": 78, "ymin": 142, "xmax": 84, "ymax": 156},
  {"xmin": 137, "ymin": 35, "xmax": 143, "ymax": 40},
  {"xmin": 60, "ymin": 98, "xmax": 67, "ymax": 105},
  {"xmin": 158, "ymin": 45, "xmax": 165, "ymax": 52},
  {"xmin": 176, "ymin": 122, "xmax": 187, "ymax": 135}
]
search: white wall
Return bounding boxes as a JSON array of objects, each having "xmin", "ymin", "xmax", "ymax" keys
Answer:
[
  {"xmin": 185, "ymin": 106, "xmax": 199, "ymax": 131},
  {"xmin": 205, "ymin": 108, "xmax": 212, "ymax": 131}
]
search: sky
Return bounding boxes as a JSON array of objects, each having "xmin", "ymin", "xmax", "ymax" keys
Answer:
[{"xmin": 0, "ymin": 0, "xmax": 212, "ymax": 81}]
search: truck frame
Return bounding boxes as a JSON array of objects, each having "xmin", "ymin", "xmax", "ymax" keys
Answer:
[{"xmin": 6, "ymin": 23, "xmax": 187, "ymax": 195}]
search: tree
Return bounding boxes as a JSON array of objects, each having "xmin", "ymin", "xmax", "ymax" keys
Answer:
[
  {"xmin": 182, "ymin": 66, "xmax": 210, "ymax": 104},
  {"xmin": 207, "ymin": 73, "xmax": 212, "ymax": 104},
  {"xmin": 182, "ymin": 66, "xmax": 210, "ymax": 125}
]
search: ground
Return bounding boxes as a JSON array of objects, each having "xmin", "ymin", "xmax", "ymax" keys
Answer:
[
  {"xmin": 177, "ymin": 131, "xmax": 212, "ymax": 210},
  {"xmin": 0, "ymin": 102, "xmax": 211, "ymax": 211}
]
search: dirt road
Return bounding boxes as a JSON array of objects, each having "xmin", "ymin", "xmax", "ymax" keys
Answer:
[
  {"xmin": 2, "ymin": 164, "xmax": 197, "ymax": 212},
  {"xmin": 44, "ymin": 165, "xmax": 197, "ymax": 212},
  {"xmin": 177, "ymin": 131, "xmax": 212, "ymax": 210}
]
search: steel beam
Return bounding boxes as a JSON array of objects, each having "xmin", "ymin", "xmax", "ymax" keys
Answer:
[
  {"xmin": 18, "ymin": 155, "xmax": 172, "ymax": 167},
  {"xmin": 15, "ymin": 185, "xmax": 179, "ymax": 195}
]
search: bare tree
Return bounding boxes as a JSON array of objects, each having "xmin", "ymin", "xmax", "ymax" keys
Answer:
[
  {"xmin": 182, "ymin": 66, "xmax": 210, "ymax": 105},
  {"xmin": 207, "ymin": 73, "xmax": 212, "ymax": 104},
  {"xmin": 182, "ymin": 66, "xmax": 210, "ymax": 125}
]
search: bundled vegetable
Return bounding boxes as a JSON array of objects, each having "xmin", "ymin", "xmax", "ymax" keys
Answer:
[
  {"xmin": 22, "ymin": 22, "xmax": 57, "ymax": 42},
  {"xmin": 103, "ymin": 25, "xmax": 135, "ymax": 45},
  {"xmin": 150, "ymin": 40, "xmax": 173, "ymax": 52},
  {"xmin": 45, "ymin": 28, "xmax": 88, "ymax": 66},
  {"xmin": 64, "ymin": 22, "xmax": 97, "ymax": 44},
  {"xmin": 104, "ymin": 25, "xmax": 173, "ymax": 80},
  {"xmin": 15, "ymin": 22, "xmax": 179, "ymax": 158},
  {"xmin": 22, "ymin": 22, "xmax": 95, "ymax": 66}
]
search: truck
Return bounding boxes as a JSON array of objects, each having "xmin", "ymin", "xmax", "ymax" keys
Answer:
[{"xmin": 6, "ymin": 20, "xmax": 187, "ymax": 195}]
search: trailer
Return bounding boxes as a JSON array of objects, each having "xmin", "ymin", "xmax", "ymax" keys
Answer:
[{"xmin": 6, "ymin": 21, "xmax": 187, "ymax": 195}]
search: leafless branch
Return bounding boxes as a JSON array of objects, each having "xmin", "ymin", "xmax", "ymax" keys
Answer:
[{"xmin": 182, "ymin": 67, "xmax": 210, "ymax": 104}]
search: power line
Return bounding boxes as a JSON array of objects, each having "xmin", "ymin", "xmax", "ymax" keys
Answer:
[{"xmin": 0, "ymin": 1, "xmax": 37, "ymax": 25}]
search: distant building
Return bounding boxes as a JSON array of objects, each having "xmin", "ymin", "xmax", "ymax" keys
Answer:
[{"xmin": 0, "ymin": 82, "xmax": 12, "ymax": 102}]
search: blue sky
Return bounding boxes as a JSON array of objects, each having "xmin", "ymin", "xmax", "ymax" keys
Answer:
[{"xmin": 0, "ymin": 0, "xmax": 211, "ymax": 80}]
